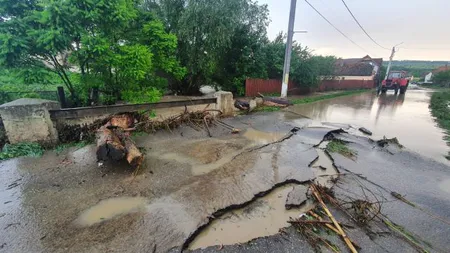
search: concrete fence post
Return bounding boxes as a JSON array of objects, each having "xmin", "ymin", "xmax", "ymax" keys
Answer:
[
  {"xmin": 0, "ymin": 98, "xmax": 60, "ymax": 145},
  {"xmin": 214, "ymin": 91, "xmax": 234, "ymax": 117}
]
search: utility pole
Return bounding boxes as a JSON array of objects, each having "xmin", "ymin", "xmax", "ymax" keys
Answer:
[
  {"xmin": 281, "ymin": 0, "xmax": 297, "ymax": 98},
  {"xmin": 384, "ymin": 47, "xmax": 396, "ymax": 80},
  {"xmin": 384, "ymin": 42, "xmax": 403, "ymax": 80}
]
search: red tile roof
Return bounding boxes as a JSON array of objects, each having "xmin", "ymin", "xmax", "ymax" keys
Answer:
[{"xmin": 334, "ymin": 55, "xmax": 383, "ymax": 76}]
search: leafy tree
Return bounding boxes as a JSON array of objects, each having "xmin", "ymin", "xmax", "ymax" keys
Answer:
[
  {"xmin": 0, "ymin": 0, "xmax": 185, "ymax": 104},
  {"xmin": 150, "ymin": 0, "xmax": 270, "ymax": 94},
  {"xmin": 0, "ymin": 0, "xmax": 79, "ymax": 98},
  {"xmin": 260, "ymin": 33, "xmax": 336, "ymax": 88}
]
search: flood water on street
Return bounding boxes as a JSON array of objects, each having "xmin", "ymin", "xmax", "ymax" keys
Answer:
[{"xmin": 287, "ymin": 89, "xmax": 449, "ymax": 164}]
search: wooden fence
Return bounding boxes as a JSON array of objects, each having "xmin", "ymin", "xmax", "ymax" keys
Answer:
[{"xmin": 245, "ymin": 78, "xmax": 375, "ymax": 97}]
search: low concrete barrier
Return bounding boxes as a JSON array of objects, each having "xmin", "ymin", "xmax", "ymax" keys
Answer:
[
  {"xmin": 0, "ymin": 98, "xmax": 60, "ymax": 145},
  {"xmin": 0, "ymin": 92, "xmax": 235, "ymax": 145}
]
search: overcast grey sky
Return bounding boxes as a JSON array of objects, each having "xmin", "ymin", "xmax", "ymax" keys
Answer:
[{"xmin": 257, "ymin": 0, "xmax": 450, "ymax": 61}]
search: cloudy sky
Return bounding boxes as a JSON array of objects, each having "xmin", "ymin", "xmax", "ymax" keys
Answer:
[{"xmin": 257, "ymin": 0, "xmax": 450, "ymax": 61}]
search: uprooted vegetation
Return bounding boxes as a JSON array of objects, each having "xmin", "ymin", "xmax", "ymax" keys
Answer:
[
  {"xmin": 288, "ymin": 181, "xmax": 437, "ymax": 253},
  {"xmin": 326, "ymin": 139, "xmax": 357, "ymax": 159},
  {"xmin": 57, "ymin": 109, "xmax": 229, "ymax": 144}
]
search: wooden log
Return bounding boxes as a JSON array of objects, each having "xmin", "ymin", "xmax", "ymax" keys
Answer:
[
  {"xmin": 123, "ymin": 138, "xmax": 143, "ymax": 168},
  {"xmin": 110, "ymin": 114, "xmax": 134, "ymax": 129},
  {"xmin": 96, "ymin": 126, "xmax": 126, "ymax": 161}
]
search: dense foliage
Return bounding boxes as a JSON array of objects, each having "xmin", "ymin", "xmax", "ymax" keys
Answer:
[
  {"xmin": 433, "ymin": 70, "xmax": 450, "ymax": 87},
  {"xmin": 429, "ymin": 91, "xmax": 450, "ymax": 160},
  {"xmin": 0, "ymin": 0, "xmax": 337, "ymax": 103},
  {"xmin": 385, "ymin": 61, "xmax": 449, "ymax": 80}
]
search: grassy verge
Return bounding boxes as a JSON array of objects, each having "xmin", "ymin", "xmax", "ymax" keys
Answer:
[
  {"xmin": 258, "ymin": 89, "xmax": 371, "ymax": 112},
  {"xmin": 0, "ymin": 142, "xmax": 44, "ymax": 160},
  {"xmin": 290, "ymin": 89, "xmax": 370, "ymax": 105},
  {"xmin": 0, "ymin": 140, "xmax": 91, "ymax": 160},
  {"xmin": 429, "ymin": 91, "xmax": 450, "ymax": 160}
]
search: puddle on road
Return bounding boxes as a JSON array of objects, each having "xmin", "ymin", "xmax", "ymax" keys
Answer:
[
  {"xmin": 439, "ymin": 178, "xmax": 450, "ymax": 193},
  {"xmin": 188, "ymin": 184, "xmax": 314, "ymax": 250},
  {"xmin": 75, "ymin": 197, "xmax": 147, "ymax": 226},
  {"xmin": 243, "ymin": 128, "xmax": 285, "ymax": 145},
  {"xmin": 160, "ymin": 151, "xmax": 247, "ymax": 176}
]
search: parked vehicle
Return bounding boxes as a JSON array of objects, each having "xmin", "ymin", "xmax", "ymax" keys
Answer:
[{"xmin": 378, "ymin": 71, "xmax": 409, "ymax": 95}]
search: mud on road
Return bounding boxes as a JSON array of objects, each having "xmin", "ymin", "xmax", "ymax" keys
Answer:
[{"xmin": 1, "ymin": 110, "xmax": 450, "ymax": 253}]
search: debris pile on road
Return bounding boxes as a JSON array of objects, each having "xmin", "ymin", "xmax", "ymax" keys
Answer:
[
  {"xmin": 290, "ymin": 180, "xmax": 437, "ymax": 253},
  {"xmin": 92, "ymin": 109, "xmax": 241, "ymax": 168},
  {"xmin": 234, "ymin": 93, "xmax": 292, "ymax": 112}
]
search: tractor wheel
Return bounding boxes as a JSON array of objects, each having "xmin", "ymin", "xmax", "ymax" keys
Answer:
[{"xmin": 381, "ymin": 88, "xmax": 387, "ymax": 94}]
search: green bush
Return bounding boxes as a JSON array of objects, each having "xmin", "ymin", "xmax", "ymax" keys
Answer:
[{"xmin": 122, "ymin": 88, "xmax": 162, "ymax": 104}]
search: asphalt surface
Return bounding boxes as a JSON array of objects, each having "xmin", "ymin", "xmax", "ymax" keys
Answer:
[{"xmin": 1, "ymin": 96, "xmax": 450, "ymax": 253}]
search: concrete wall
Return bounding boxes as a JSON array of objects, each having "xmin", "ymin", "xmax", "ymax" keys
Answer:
[{"xmin": 0, "ymin": 99, "xmax": 60, "ymax": 145}]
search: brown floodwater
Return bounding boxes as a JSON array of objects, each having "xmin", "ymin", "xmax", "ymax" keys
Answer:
[
  {"xmin": 188, "ymin": 184, "xmax": 314, "ymax": 250},
  {"xmin": 75, "ymin": 197, "xmax": 147, "ymax": 226},
  {"xmin": 286, "ymin": 89, "xmax": 449, "ymax": 164},
  {"xmin": 188, "ymin": 145, "xmax": 337, "ymax": 250}
]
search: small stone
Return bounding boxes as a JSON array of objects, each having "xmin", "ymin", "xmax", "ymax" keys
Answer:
[
  {"xmin": 285, "ymin": 185, "xmax": 308, "ymax": 210},
  {"xmin": 249, "ymin": 99, "xmax": 257, "ymax": 112}
]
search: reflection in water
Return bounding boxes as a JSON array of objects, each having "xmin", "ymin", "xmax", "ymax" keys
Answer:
[
  {"xmin": 286, "ymin": 90, "xmax": 449, "ymax": 164},
  {"xmin": 374, "ymin": 94, "xmax": 405, "ymax": 123}
]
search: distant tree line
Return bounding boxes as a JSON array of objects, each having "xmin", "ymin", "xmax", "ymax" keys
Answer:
[{"xmin": 0, "ymin": 0, "xmax": 336, "ymax": 105}]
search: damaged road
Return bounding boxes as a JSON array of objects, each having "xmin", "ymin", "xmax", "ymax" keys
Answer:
[{"xmin": 1, "ymin": 110, "xmax": 450, "ymax": 253}]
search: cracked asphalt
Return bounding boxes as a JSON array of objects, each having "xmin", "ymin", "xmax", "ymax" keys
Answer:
[{"xmin": 1, "ymin": 102, "xmax": 450, "ymax": 252}]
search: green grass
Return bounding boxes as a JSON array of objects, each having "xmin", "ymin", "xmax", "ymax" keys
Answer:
[
  {"xmin": 429, "ymin": 91, "xmax": 450, "ymax": 160},
  {"xmin": 0, "ymin": 140, "xmax": 91, "ymax": 160},
  {"xmin": 326, "ymin": 139, "xmax": 357, "ymax": 159},
  {"xmin": 258, "ymin": 89, "xmax": 371, "ymax": 112},
  {"xmin": 0, "ymin": 142, "xmax": 44, "ymax": 160},
  {"xmin": 258, "ymin": 106, "xmax": 282, "ymax": 112},
  {"xmin": 291, "ymin": 89, "xmax": 370, "ymax": 105}
]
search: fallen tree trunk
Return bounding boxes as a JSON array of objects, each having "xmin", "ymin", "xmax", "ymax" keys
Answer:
[
  {"xmin": 96, "ymin": 114, "xmax": 143, "ymax": 169},
  {"xmin": 124, "ymin": 138, "xmax": 143, "ymax": 168},
  {"xmin": 96, "ymin": 126, "xmax": 126, "ymax": 161}
]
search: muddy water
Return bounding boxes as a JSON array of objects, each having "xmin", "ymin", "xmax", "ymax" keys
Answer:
[
  {"xmin": 188, "ymin": 142, "xmax": 337, "ymax": 250},
  {"xmin": 75, "ymin": 197, "xmax": 147, "ymax": 226},
  {"xmin": 243, "ymin": 128, "xmax": 285, "ymax": 144},
  {"xmin": 188, "ymin": 184, "xmax": 313, "ymax": 250},
  {"xmin": 287, "ymin": 90, "xmax": 449, "ymax": 164}
]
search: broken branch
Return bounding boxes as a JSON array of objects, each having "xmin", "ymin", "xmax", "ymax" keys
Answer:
[{"xmin": 311, "ymin": 184, "xmax": 358, "ymax": 253}]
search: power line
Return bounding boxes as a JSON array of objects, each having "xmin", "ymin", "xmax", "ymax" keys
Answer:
[
  {"xmin": 340, "ymin": 0, "xmax": 390, "ymax": 50},
  {"xmin": 304, "ymin": 0, "xmax": 369, "ymax": 54}
]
